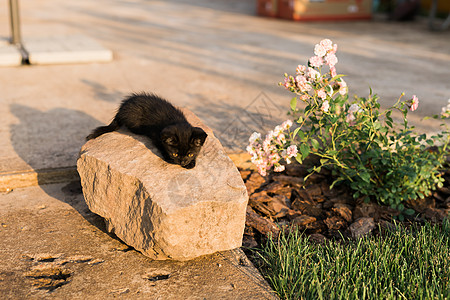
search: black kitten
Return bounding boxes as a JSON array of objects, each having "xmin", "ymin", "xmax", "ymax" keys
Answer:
[{"xmin": 86, "ymin": 93, "xmax": 207, "ymax": 169}]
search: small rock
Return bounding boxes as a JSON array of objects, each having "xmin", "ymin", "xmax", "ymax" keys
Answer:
[
  {"xmin": 308, "ymin": 233, "xmax": 327, "ymax": 244},
  {"xmin": 349, "ymin": 217, "xmax": 375, "ymax": 239}
]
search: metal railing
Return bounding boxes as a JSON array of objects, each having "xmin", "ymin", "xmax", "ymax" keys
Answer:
[{"xmin": 8, "ymin": 0, "xmax": 28, "ymax": 62}]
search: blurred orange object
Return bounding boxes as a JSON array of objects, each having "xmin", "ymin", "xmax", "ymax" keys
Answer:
[{"xmin": 277, "ymin": 0, "xmax": 372, "ymax": 21}]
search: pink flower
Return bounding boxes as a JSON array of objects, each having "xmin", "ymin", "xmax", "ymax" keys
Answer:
[
  {"xmin": 269, "ymin": 153, "xmax": 281, "ymax": 164},
  {"xmin": 296, "ymin": 75, "xmax": 311, "ymax": 92},
  {"xmin": 281, "ymin": 119, "xmax": 293, "ymax": 130},
  {"xmin": 338, "ymin": 79, "xmax": 347, "ymax": 96},
  {"xmin": 274, "ymin": 164, "xmax": 285, "ymax": 172},
  {"xmin": 410, "ymin": 95, "xmax": 419, "ymax": 111},
  {"xmin": 257, "ymin": 165, "xmax": 267, "ymax": 177},
  {"xmin": 300, "ymin": 94, "xmax": 309, "ymax": 101},
  {"xmin": 307, "ymin": 67, "xmax": 320, "ymax": 80},
  {"xmin": 309, "ymin": 56, "xmax": 323, "ymax": 68},
  {"xmin": 296, "ymin": 64, "xmax": 307, "ymax": 74},
  {"xmin": 314, "ymin": 44, "xmax": 327, "ymax": 57},
  {"xmin": 330, "ymin": 66, "xmax": 337, "ymax": 77},
  {"xmin": 325, "ymin": 53, "xmax": 338, "ymax": 67},
  {"xmin": 248, "ymin": 132, "xmax": 261, "ymax": 144},
  {"xmin": 346, "ymin": 113, "xmax": 356, "ymax": 126},
  {"xmin": 286, "ymin": 145, "xmax": 298, "ymax": 157},
  {"xmin": 319, "ymin": 39, "xmax": 333, "ymax": 52},
  {"xmin": 348, "ymin": 104, "xmax": 360, "ymax": 114},
  {"xmin": 441, "ymin": 99, "xmax": 450, "ymax": 118},
  {"xmin": 274, "ymin": 125, "xmax": 283, "ymax": 136},
  {"xmin": 283, "ymin": 77, "xmax": 292, "ymax": 89},
  {"xmin": 330, "ymin": 43, "xmax": 338, "ymax": 55},
  {"xmin": 321, "ymin": 100, "xmax": 330, "ymax": 112},
  {"xmin": 317, "ymin": 89, "xmax": 327, "ymax": 100},
  {"xmin": 277, "ymin": 133, "xmax": 286, "ymax": 144}
]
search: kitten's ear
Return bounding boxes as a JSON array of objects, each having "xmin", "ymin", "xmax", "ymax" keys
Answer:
[
  {"xmin": 161, "ymin": 127, "xmax": 178, "ymax": 145},
  {"xmin": 191, "ymin": 127, "xmax": 207, "ymax": 147}
]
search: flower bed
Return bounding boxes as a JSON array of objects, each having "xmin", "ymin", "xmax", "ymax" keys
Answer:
[{"xmin": 242, "ymin": 38, "xmax": 449, "ymax": 246}]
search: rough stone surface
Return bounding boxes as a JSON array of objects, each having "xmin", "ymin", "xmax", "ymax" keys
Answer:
[
  {"xmin": 77, "ymin": 109, "xmax": 248, "ymax": 261},
  {"xmin": 349, "ymin": 217, "xmax": 376, "ymax": 239}
]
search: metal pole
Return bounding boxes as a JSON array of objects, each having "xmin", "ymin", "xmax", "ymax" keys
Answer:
[{"xmin": 9, "ymin": 0, "xmax": 22, "ymax": 45}]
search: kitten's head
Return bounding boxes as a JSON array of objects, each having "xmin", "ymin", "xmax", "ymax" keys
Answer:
[{"xmin": 160, "ymin": 124, "xmax": 207, "ymax": 169}]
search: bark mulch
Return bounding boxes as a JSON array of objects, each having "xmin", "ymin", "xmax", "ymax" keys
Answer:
[{"xmin": 240, "ymin": 160, "xmax": 450, "ymax": 248}]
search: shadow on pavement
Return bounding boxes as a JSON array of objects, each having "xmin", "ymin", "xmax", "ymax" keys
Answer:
[{"xmin": 9, "ymin": 103, "xmax": 117, "ymax": 234}]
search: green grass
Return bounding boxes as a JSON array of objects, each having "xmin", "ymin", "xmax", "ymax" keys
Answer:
[{"xmin": 253, "ymin": 220, "xmax": 450, "ymax": 300}]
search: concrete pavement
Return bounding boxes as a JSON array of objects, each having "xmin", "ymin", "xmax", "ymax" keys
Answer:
[{"xmin": 1, "ymin": 0, "xmax": 449, "ymax": 181}]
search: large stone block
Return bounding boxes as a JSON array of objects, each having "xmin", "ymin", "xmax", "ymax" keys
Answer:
[{"xmin": 77, "ymin": 109, "xmax": 248, "ymax": 260}]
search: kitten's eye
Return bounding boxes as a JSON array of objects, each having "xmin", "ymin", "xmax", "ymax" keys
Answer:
[
  {"xmin": 188, "ymin": 153, "xmax": 194, "ymax": 157},
  {"xmin": 172, "ymin": 153, "xmax": 178, "ymax": 157}
]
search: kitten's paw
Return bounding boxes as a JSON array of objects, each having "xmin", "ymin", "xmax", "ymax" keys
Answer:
[{"xmin": 183, "ymin": 160, "xmax": 196, "ymax": 169}]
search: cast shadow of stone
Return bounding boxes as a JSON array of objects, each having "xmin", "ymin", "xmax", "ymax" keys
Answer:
[{"xmin": 9, "ymin": 104, "xmax": 116, "ymax": 234}]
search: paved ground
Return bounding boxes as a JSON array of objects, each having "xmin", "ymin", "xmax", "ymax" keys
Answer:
[
  {"xmin": 0, "ymin": 182, "xmax": 276, "ymax": 299},
  {"xmin": 1, "ymin": 0, "xmax": 449, "ymax": 175},
  {"xmin": 0, "ymin": 0, "xmax": 449, "ymax": 298}
]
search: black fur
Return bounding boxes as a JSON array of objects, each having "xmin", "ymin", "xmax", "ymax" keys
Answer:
[{"xmin": 87, "ymin": 93, "xmax": 207, "ymax": 169}]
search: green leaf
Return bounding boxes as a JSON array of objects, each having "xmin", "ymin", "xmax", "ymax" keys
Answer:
[
  {"xmin": 320, "ymin": 159, "xmax": 328, "ymax": 165},
  {"xmin": 300, "ymin": 144, "xmax": 310, "ymax": 159},
  {"xmin": 311, "ymin": 139, "xmax": 320, "ymax": 150},
  {"xmin": 330, "ymin": 74, "xmax": 346, "ymax": 82},
  {"xmin": 295, "ymin": 153, "xmax": 303, "ymax": 164},
  {"xmin": 290, "ymin": 97, "xmax": 297, "ymax": 111},
  {"xmin": 360, "ymin": 172, "xmax": 371, "ymax": 183},
  {"xmin": 404, "ymin": 208, "xmax": 415, "ymax": 215},
  {"xmin": 293, "ymin": 127, "xmax": 301, "ymax": 139}
]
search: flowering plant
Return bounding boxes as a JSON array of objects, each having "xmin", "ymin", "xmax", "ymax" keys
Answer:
[{"xmin": 247, "ymin": 39, "xmax": 449, "ymax": 213}]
